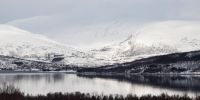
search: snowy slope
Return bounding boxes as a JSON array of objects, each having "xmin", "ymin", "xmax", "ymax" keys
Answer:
[
  {"xmin": 90, "ymin": 21, "xmax": 200, "ymax": 63},
  {"xmin": 0, "ymin": 25, "xmax": 110, "ymax": 67},
  {"xmin": 136, "ymin": 21, "xmax": 200, "ymax": 52},
  {"xmin": 1, "ymin": 21, "xmax": 200, "ymax": 67},
  {"xmin": 90, "ymin": 35, "xmax": 178, "ymax": 63},
  {"xmin": 0, "ymin": 25, "xmax": 66, "ymax": 57}
]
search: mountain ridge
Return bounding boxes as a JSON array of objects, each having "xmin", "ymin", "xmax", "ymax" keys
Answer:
[
  {"xmin": 78, "ymin": 50, "xmax": 200, "ymax": 74},
  {"xmin": 1, "ymin": 23, "xmax": 200, "ymax": 68},
  {"xmin": 0, "ymin": 25, "xmax": 111, "ymax": 67}
]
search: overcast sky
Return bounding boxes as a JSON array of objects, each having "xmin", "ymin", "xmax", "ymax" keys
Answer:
[{"xmin": 1, "ymin": 0, "xmax": 200, "ymax": 48}]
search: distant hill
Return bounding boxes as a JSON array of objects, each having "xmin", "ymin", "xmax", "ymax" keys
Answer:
[{"xmin": 78, "ymin": 50, "xmax": 200, "ymax": 74}]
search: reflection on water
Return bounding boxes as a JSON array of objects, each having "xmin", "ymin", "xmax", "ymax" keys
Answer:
[
  {"xmin": 79, "ymin": 74, "xmax": 200, "ymax": 93},
  {"xmin": 0, "ymin": 73, "xmax": 199, "ymax": 97}
]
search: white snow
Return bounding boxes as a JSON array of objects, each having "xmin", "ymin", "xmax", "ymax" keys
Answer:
[
  {"xmin": 1, "ymin": 20, "xmax": 200, "ymax": 67},
  {"xmin": 90, "ymin": 21, "xmax": 200, "ymax": 64},
  {"xmin": 0, "ymin": 24, "xmax": 110, "ymax": 67},
  {"xmin": 136, "ymin": 20, "xmax": 200, "ymax": 51}
]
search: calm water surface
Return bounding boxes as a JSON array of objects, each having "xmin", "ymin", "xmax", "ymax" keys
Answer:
[{"xmin": 0, "ymin": 73, "xmax": 199, "ymax": 97}]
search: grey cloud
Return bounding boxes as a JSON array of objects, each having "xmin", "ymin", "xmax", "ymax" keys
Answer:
[
  {"xmin": 1, "ymin": 0, "xmax": 200, "ymax": 23},
  {"xmin": 1, "ymin": 0, "xmax": 200, "ymax": 47}
]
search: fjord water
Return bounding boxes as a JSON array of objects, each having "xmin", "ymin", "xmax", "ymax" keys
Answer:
[{"xmin": 0, "ymin": 73, "xmax": 199, "ymax": 97}]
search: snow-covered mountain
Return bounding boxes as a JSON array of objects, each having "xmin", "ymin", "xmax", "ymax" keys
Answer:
[
  {"xmin": 0, "ymin": 25, "xmax": 66, "ymax": 57},
  {"xmin": 90, "ymin": 35, "xmax": 177, "ymax": 64},
  {"xmin": 90, "ymin": 21, "xmax": 200, "ymax": 64},
  {"xmin": 136, "ymin": 21, "xmax": 200, "ymax": 52},
  {"xmin": 0, "ymin": 25, "xmax": 110, "ymax": 67},
  {"xmin": 1, "ymin": 21, "xmax": 200, "ymax": 68},
  {"xmin": 78, "ymin": 50, "xmax": 200, "ymax": 74}
]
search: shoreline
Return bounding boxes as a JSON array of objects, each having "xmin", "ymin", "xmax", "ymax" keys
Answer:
[{"xmin": 1, "ymin": 70, "xmax": 200, "ymax": 76}]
